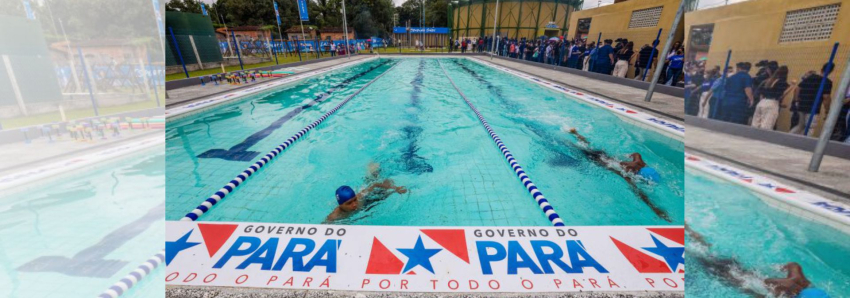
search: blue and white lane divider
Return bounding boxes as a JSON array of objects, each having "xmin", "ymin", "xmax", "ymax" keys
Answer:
[
  {"xmin": 437, "ymin": 61, "xmax": 565, "ymax": 227},
  {"xmin": 182, "ymin": 60, "xmax": 399, "ymax": 221},
  {"xmin": 98, "ymin": 250, "xmax": 165, "ymax": 298}
]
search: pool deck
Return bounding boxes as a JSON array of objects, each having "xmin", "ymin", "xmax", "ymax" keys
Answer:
[
  {"xmin": 165, "ymin": 55, "xmax": 372, "ymax": 108},
  {"xmin": 0, "ymin": 129, "xmax": 161, "ymax": 177},
  {"xmin": 478, "ymin": 57, "xmax": 684, "ymax": 123},
  {"xmin": 686, "ymin": 126, "xmax": 850, "ymax": 203},
  {"xmin": 166, "ymin": 286, "xmax": 683, "ymax": 298}
]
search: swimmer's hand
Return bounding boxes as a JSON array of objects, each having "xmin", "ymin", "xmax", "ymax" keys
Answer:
[{"xmin": 395, "ymin": 186, "xmax": 408, "ymax": 194}]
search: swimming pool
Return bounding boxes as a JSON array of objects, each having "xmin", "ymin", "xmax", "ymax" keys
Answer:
[
  {"xmin": 165, "ymin": 57, "xmax": 684, "ymax": 226},
  {"xmin": 685, "ymin": 169, "xmax": 850, "ymax": 297},
  {"xmin": 0, "ymin": 146, "xmax": 164, "ymax": 298}
]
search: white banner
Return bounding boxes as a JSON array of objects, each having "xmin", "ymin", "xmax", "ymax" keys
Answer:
[{"xmin": 166, "ymin": 222, "xmax": 684, "ymax": 293}]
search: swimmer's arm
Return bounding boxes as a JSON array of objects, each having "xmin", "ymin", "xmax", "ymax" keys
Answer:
[
  {"xmin": 359, "ymin": 179, "xmax": 406, "ymax": 197},
  {"xmin": 324, "ymin": 208, "xmax": 340, "ymax": 223},
  {"xmin": 568, "ymin": 129, "xmax": 589, "ymax": 145}
]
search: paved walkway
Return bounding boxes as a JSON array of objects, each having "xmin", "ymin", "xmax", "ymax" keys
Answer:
[
  {"xmin": 0, "ymin": 129, "xmax": 160, "ymax": 177},
  {"xmin": 483, "ymin": 57, "xmax": 685, "ymax": 122},
  {"xmin": 165, "ymin": 55, "xmax": 371, "ymax": 108},
  {"xmin": 687, "ymin": 126, "xmax": 850, "ymax": 203}
]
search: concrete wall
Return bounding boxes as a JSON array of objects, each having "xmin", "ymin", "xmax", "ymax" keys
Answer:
[
  {"xmin": 566, "ymin": 0, "xmax": 685, "ymax": 80},
  {"xmin": 685, "ymin": 0, "xmax": 850, "ymax": 134}
]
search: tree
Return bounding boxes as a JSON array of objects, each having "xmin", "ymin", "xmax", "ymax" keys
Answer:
[
  {"xmin": 166, "ymin": 0, "xmax": 206, "ymax": 14},
  {"xmin": 395, "ymin": 0, "xmax": 447, "ymax": 29}
]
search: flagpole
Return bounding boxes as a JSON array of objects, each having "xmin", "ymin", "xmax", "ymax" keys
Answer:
[{"xmin": 272, "ymin": 0, "xmax": 286, "ymax": 58}]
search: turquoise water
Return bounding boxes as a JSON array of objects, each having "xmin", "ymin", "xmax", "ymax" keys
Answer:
[
  {"xmin": 166, "ymin": 58, "xmax": 683, "ymax": 226},
  {"xmin": 0, "ymin": 147, "xmax": 164, "ymax": 298},
  {"xmin": 686, "ymin": 170, "xmax": 850, "ymax": 297}
]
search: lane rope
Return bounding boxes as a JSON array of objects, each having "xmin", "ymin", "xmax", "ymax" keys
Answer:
[
  {"xmin": 181, "ymin": 59, "xmax": 399, "ymax": 221},
  {"xmin": 98, "ymin": 250, "xmax": 165, "ymax": 298},
  {"xmin": 437, "ymin": 60, "xmax": 565, "ymax": 227}
]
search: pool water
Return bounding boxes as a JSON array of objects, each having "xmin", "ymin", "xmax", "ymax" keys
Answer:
[
  {"xmin": 165, "ymin": 58, "xmax": 683, "ymax": 226},
  {"xmin": 685, "ymin": 170, "xmax": 850, "ymax": 297},
  {"xmin": 0, "ymin": 147, "xmax": 165, "ymax": 298}
]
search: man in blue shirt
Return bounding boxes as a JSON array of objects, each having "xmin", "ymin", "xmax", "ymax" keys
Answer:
[
  {"xmin": 593, "ymin": 39, "xmax": 615, "ymax": 75},
  {"xmin": 568, "ymin": 41, "xmax": 583, "ymax": 69},
  {"xmin": 716, "ymin": 62, "xmax": 754, "ymax": 125}
]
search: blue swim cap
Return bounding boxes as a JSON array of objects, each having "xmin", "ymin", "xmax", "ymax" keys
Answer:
[
  {"xmin": 638, "ymin": 167, "xmax": 661, "ymax": 182},
  {"xmin": 797, "ymin": 288, "xmax": 830, "ymax": 298},
  {"xmin": 336, "ymin": 186, "xmax": 356, "ymax": 205}
]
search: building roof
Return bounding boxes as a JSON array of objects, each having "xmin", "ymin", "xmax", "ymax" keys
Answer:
[{"xmin": 285, "ymin": 26, "xmax": 318, "ymax": 33}]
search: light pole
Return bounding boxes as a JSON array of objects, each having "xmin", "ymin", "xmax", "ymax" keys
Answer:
[
  {"xmin": 490, "ymin": 0, "xmax": 500, "ymax": 58},
  {"xmin": 341, "ymin": 0, "xmax": 351, "ymax": 58}
]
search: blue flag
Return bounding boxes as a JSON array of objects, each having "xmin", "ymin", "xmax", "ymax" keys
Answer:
[
  {"xmin": 273, "ymin": 1, "xmax": 281, "ymax": 26},
  {"xmin": 22, "ymin": 0, "xmax": 35, "ymax": 19},
  {"xmin": 201, "ymin": 4, "xmax": 208, "ymax": 16},
  {"xmin": 152, "ymin": 0, "xmax": 164, "ymax": 37},
  {"xmin": 297, "ymin": 0, "xmax": 309, "ymax": 21}
]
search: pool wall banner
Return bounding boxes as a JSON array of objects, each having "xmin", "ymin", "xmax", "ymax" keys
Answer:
[
  {"xmin": 685, "ymin": 154, "xmax": 850, "ymax": 232},
  {"xmin": 166, "ymin": 222, "xmax": 684, "ymax": 292}
]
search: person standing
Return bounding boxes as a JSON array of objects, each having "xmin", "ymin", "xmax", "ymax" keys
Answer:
[
  {"xmin": 593, "ymin": 39, "xmax": 615, "ymax": 75},
  {"xmin": 583, "ymin": 42, "xmax": 595, "ymax": 71},
  {"xmin": 613, "ymin": 41, "xmax": 634, "ymax": 78},
  {"xmin": 715, "ymin": 62, "xmax": 755, "ymax": 125},
  {"xmin": 752, "ymin": 66, "xmax": 790, "ymax": 130},
  {"xmin": 665, "ymin": 50, "xmax": 685, "ymax": 86},
  {"xmin": 791, "ymin": 63, "xmax": 834, "ymax": 136},
  {"xmin": 634, "ymin": 44, "xmax": 658, "ymax": 81},
  {"xmin": 698, "ymin": 67, "xmax": 720, "ymax": 118}
]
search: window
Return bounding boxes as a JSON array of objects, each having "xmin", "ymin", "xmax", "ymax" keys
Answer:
[
  {"xmin": 779, "ymin": 4, "xmax": 841, "ymax": 43},
  {"xmin": 628, "ymin": 6, "xmax": 663, "ymax": 29}
]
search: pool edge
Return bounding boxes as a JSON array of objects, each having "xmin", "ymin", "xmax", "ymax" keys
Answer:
[
  {"xmin": 685, "ymin": 153, "xmax": 850, "ymax": 235},
  {"xmin": 165, "ymin": 57, "xmax": 379, "ymax": 121}
]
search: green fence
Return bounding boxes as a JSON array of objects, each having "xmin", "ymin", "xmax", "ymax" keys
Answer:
[
  {"xmin": 165, "ymin": 11, "xmax": 223, "ymax": 66},
  {"xmin": 0, "ymin": 15, "xmax": 61, "ymax": 106}
]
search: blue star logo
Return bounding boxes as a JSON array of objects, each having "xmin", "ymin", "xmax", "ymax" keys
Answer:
[
  {"xmin": 166, "ymin": 229, "xmax": 201, "ymax": 265},
  {"xmin": 643, "ymin": 235, "xmax": 684, "ymax": 272},
  {"xmin": 397, "ymin": 235, "xmax": 442, "ymax": 274}
]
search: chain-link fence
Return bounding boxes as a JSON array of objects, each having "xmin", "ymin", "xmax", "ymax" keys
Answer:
[
  {"xmin": 684, "ymin": 44, "xmax": 850, "ymax": 143},
  {"xmin": 2, "ymin": 41, "xmax": 163, "ymax": 130}
]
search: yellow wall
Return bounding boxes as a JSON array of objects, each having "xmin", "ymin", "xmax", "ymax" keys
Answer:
[
  {"xmin": 451, "ymin": 0, "xmax": 574, "ymax": 40},
  {"xmin": 685, "ymin": 0, "xmax": 850, "ymax": 133},
  {"xmin": 567, "ymin": 0, "xmax": 683, "ymax": 46},
  {"xmin": 566, "ymin": 0, "xmax": 685, "ymax": 79}
]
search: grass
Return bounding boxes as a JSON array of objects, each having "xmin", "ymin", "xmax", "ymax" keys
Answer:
[{"xmin": 0, "ymin": 94, "xmax": 163, "ymax": 130}]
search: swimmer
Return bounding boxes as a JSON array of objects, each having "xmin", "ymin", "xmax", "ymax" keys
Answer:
[
  {"xmin": 567, "ymin": 128, "xmax": 670, "ymax": 222},
  {"xmin": 766, "ymin": 263, "xmax": 829, "ymax": 298},
  {"xmin": 687, "ymin": 225, "xmax": 829, "ymax": 298},
  {"xmin": 687, "ymin": 224, "xmax": 768, "ymax": 297},
  {"xmin": 324, "ymin": 163, "xmax": 407, "ymax": 223},
  {"xmin": 621, "ymin": 153, "xmax": 662, "ymax": 182}
]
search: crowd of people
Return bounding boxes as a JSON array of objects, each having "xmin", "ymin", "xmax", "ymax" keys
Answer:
[
  {"xmin": 448, "ymin": 35, "xmax": 686, "ymax": 86},
  {"xmin": 684, "ymin": 59, "xmax": 850, "ymax": 142}
]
